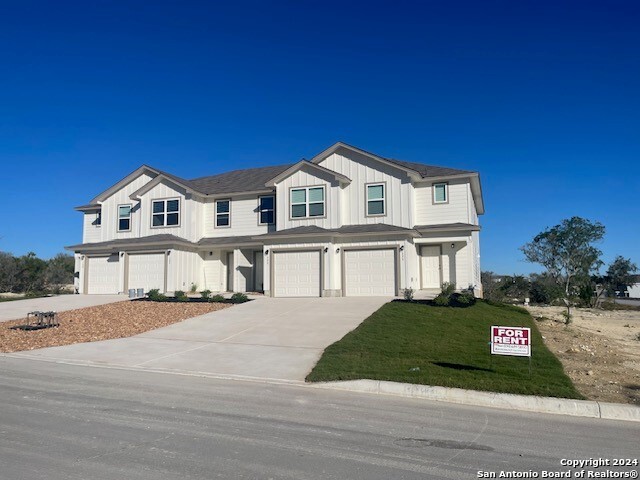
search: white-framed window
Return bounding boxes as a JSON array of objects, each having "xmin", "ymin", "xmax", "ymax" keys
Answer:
[
  {"xmin": 290, "ymin": 186, "xmax": 325, "ymax": 219},
  {"xmin": 215, "ymin": 199, "xmax": 230, "ymax": 227},
  {"xmin": 152, "ymin": 198, "xmax": 180, "ymax": 227},
  {"xmin": 117, "ymin": 204, "xmax": 131, "ymax": 232},
  {"xmin": 366, "ymin": 183, "xmax": 385, "ymax": 216},
  {"xmin": 258, "ymin": 195, "xmax": 275, "ymax": 225},
  {"xmin": 95, "ymin": 211, "xmax": 102, "ymax": 227},
  {"xmin": 433, "ymin": 183, "xmax": 448, "ymax": 204}
]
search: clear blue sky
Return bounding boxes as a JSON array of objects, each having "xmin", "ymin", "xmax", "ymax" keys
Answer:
[{"xmin": 1, "ymin": 0, "xmax": 638, "ymax": 274}]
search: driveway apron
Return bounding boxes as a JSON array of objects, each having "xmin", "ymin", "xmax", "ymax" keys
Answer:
[{"xmin": 6, "ymin": 297, "xmax": 389, "ymax": 382}]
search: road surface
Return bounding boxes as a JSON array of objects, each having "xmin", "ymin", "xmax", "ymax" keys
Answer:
[{"xmin": 0, "ymin": 357, "xmax": 638, "ymax": 480}]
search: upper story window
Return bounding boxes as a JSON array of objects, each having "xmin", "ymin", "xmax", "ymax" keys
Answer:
[
  {"xmin": 433, "ymin": 183, "xmax": 448, "ymax": 204},
  {"xmin": 290, "ymin": 186, "xmax": 324, "ymax": 219},
  {"xmin": 152, "ymin": 198, "xmax": 180, "ymax": 227},
  {"xmin": 258, "ymin": 196, "xmax": 275, "ymax": 225},
  {"xmin": 95, "ymin": 211, "xmax": 102, "ymax": 227},
  {"xmin": 215, "ymin": 199, "xmax": 230, "ymax": 227},
  {"xmin": 366, "ymin": 183, "xmax": 385, "ymax": 216},
  {"xmin": 118, "ymin": 205, "xmax": 131, "ymax": 232}
]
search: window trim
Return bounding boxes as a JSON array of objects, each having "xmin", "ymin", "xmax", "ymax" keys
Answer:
[
  {"xmin": 215, "ymin": 198, "xmax": 231, "ymax": 229},
  {"xmin": 289, "ymin": 185, "xmax": 326, "ymax": 220},
  {"xmin": 117, "ymin": 204, "xmax": 132, "ymax": 232},
  {"xmin": 95, "ymin": 211, "xmax": 102, "ymax": 227},
  {"xmin": 258, "ymin": 195, "xmax": 275, "ymax": 226},
  {"xmin": 433, "ymin": 182, "xmax": 449, "ymax": 204},
  {"xmin": 150, "ymin": 197, "xmax": 181, "ymax": 229},
  {"xmin": 365, "ymin": 182, "xmax": 387, "ymax": 217}
]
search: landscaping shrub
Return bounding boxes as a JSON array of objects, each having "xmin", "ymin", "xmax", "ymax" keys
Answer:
[
  {"xmin": 200, "ymin": 289, "xmax": 212, "ymax": 300},
  {"xmin": 230, "ymin": 292, "xmax": 249, "ymax": 304},
  {"xmin": 433, "ymin": 293, "xmax": 450, "ymax": 306},
  {"xmin": 147, "ymin": 288, "xmax": 167, "ymax": 302},
  {"xmin": 174, "ymin": 290, "xmax": 189, "ymax": 302},
  {"xmin": 210, "ymin": 294, "xmax": 226, "ymax": 303},
  {"xmin": 441, "ymin": 282, "xmax": 456, "ymax": 296},
  {"xmin": 189, "ymin": 283, "xmax": 198, "ymax": 293},
  {"xmin": 451, "ymin": 291, "xmax": 476, "ymax": 307},
  {"xmin": 403, "ymin": 287, "xmax": 415, "ymax": 302}
]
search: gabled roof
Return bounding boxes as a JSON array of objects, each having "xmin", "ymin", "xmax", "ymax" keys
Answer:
[
  {"xmin": 188, "ymin": 164, "xmax": 291, "ymax": 196},
  {"xmin": 265, "ymin": 160, "xmax": 351, "ymax": 187}
]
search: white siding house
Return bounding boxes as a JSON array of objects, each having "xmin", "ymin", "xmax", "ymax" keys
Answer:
[{"xmin": 69, "ymin": 142, "xmax": 485, "ymax": 297}]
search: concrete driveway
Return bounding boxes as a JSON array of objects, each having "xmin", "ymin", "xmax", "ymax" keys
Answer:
[
  {"xmin": 7, "ymin": 297, "xmax": 389, "ymax": 382},
  {"xmin": 0, "ymin": 295, "xmax": 126, "ymax": 322}
]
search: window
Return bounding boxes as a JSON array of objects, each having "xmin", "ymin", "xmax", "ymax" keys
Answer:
[
  {"xmin": 366, "ymin": 183, "xmax": 385, "ymax": 216},
  {"xmin": 95, "ymin": 211, "xmax": 102, "ymax": 226},
  {"xmin": 290, "ymin": 186, "xmax": 324, "ymax": 218},
  {"xmin": 152, "ymin": 198, "xmax": 180, "ymax": 227},
  {"xmin": 258, "ymin": 196, "xmax": 275, "ymax": 225},
  {"xmin": 216, "ymin": 199, "xmax": 230, "ymax": 227},
  {"xmin": 433, "ymin": 183, "xmax": 448, "ymax": 203},
  {"xmin": 118, "ymin": 205, "xmax": 131, "ymax": 232}
]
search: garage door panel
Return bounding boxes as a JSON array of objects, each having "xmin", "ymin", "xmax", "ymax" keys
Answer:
[
  {"xmin": 274, "ymin": 251, "xmax": 320, "ymax": 297},
  {"xmin": 344, "ymin": 249, "xmax": 396, "ymax": 296},
  {"xmin": 128, "ymin": 253, "xmax": 166, "ymax": 292},
  {"xmin": 87, "ymin": 255, "xmax": 120, "ymax": 294}
]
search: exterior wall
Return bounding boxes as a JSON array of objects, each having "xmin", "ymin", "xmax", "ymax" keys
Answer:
[
  {"xmin": 82, "ymin": 212, "xmax": 102, "ymax": 243},
  {"xmin": 627, "ymin": 284, "xmax": 640, "ymax": 298},
  {"xmin": 415, "ymin": 232, "xmax": 474, "ymax": 291},
  {"xmin": 202, "ymin": 194, "xmax": 273, "ymax": 237},
  {"xmin": 319, "ymin": 151, "xmax": 414, "ymax": 228},
  {"xmin": 275, "ymin": 167, "xmax": 340, "ymax": 230},
  {"xmin": 95, "ymin": 173, "xmax": 154, "ymax": 241},
  {"xmin": 414, "ymin": 179, "xmax": 474, "ymax": 226},
  {"xmin": 167, "ymin": 249, "xmax": 201, "ymax": 293},
  {"xmin": 138, "ymin": 181, "xmax": 191, "ymax": 240}
]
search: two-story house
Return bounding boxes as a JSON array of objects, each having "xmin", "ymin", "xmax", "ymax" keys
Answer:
[{"xmin": 67, "ymin": 142, "xmax": 485, "ymax": 297}]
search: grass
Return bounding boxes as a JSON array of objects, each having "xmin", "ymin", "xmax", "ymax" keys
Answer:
[{"xmin": 307, "ymin": 300, "xmax": 583, "ymax": 399}]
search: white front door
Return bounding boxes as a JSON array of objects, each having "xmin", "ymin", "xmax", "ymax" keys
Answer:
[
  {"xmin": 273, "ymin": 251, "xmax": 321, "ymax": 297},
  {"xmin": 344, "ymin": 249, "xmax": 396, "ymax": 296},
  {"xmin": 86, "ymin": 255, "xmax": 120, "ymax": 294},
  {"xmin": 421, "ymin": 245, "xmax": 441, "ymax": 289},
  {"xmin": 128, "ymin": 253, "xmax": 165, "ymax": 293}
]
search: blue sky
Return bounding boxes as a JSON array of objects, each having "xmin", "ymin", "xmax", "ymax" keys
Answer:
[{"xmin": 1, "ymin": 1, "xmax": 638, "ymax": 274}]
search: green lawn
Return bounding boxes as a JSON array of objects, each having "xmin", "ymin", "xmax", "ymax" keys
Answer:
[{"xmin": 307, "ymin": 300, "xmax": 583, "ymax": 399}]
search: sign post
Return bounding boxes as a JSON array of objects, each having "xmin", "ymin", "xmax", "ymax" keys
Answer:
[{"xmin": 490, "ymin": 326, "xmax": 532, "ymax": 375}]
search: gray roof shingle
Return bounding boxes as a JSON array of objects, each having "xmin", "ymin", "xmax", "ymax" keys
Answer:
[
  {"xmin": 188, "ymin": 164, "xmax": 291, "ymax": 195},
  {"xmin": 66, "ymin": 234, "xmax": 193, "ymax": 251}
]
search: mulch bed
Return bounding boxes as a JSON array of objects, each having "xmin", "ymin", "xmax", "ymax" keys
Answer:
[{"xmin": 0, "ymin": 300, "xmax": 231, "ymax": 353}]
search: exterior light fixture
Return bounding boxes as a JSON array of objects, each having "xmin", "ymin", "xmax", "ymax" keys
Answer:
[
  {"xmin": 399, "ymin": 246, "xmax": 404, "ymax": 251},
  {"xmin": 265, "ymin": 250, "xmax": 269, "ymax": 255},
  {"xmin": 451, "ymin": 243, "xmax": 455, "ymax": 249},
  {"xmin": 324, "ymin": 247, "xmax": 328, "ymax": 253},
  {"xmin": 336, "ymin": 248, "xmax": 340, "ymax": 253}
]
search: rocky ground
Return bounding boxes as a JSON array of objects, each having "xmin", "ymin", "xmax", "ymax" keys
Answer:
[
  {"xmin": 0, "ymin": 300, "xmax": 230, "ymax": 353},
  {"xmin": 526, "ymin": 305, "xmax": 640, "ymax": 405}
]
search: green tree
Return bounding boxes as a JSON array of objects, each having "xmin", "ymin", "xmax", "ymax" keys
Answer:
[
  {"xmin": 521, "ymin": 217, "xmax": 605, "ymax": 323},
  {"xmin": 45, "ymin": 253, "xmax": 75, "ymax": 293},
  {"xmin": 0, "ymin": 252, "xmax": 18, "ymax": 292},
  {"xmin": 606, "ymin": 256, "xmax": 638, "ymax": 296},
  {"xmin": 15, "ymin": 252, "xmax": 47, "ymax": 293}
]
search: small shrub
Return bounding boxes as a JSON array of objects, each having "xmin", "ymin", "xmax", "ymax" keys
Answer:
[
  {"xmin": 189, "ymin": 283, "xmax": 198, "ymax": 293},
  {"xmin": 231, "ymin": 292, "xmax": 249, "ymax": 304},
  {"xmin": 403, "ymin": 287, "xmax": 415, "ymax": 302},
  {"xmin": 211, "ymin": 294, "xmax": 226, "ymax": 303},
  {"xmin": 200, "ymin": 289, "xmax": 212, "ymax": 300},
  {"xmin": 452, "ymin": 291, "xmax": 476, "ymax": 307},
  {"xmin": 147, "ymin": 289, "xmax": 167, "ymax": 302},
  {"xmin": 433, "ymin": 293, "xmax": 450, "ymax": 306},
  {"xmin": 174, "ymin": 290, "xmax": 189, "ymax": 302},
  {"xmin": 441, "ymin": 282, "xmax": 456, "ymax": 296}
]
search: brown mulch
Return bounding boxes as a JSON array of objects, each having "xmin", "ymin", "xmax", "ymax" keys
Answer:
[{"xmin": 0, "ymin": 300, "xmax": 231, "ymax": 353}]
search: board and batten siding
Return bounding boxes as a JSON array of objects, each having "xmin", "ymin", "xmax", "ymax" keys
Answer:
[
  {"xmin": 318, "ymin": 151, "xmax": 414, "ymax": 229},
  {"xmin": 137, "ymin": 181, "xmax": 191, "ymax": 240},
  {"xmin": 275, "ymin": 169, "xmax": 340, "ymax": 230},
  {"xmin": 202, "ymin": 194, "xmax": 272, "ymax": 238},
  {"xmin": 166, "ymin": 249, "xmax": 201, "ymax": 293},
  {"xmin": 91, "ymin": 173, "xmax": 153, "ymax": 242},
  {"xmin": 414, "ymin": 179, "xmax": 473, "ymax": 226}
]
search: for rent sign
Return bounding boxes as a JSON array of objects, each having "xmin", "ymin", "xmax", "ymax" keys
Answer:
[{"xmin": 491, "ymin": 326, "xmax": 531, "ymax": 357}]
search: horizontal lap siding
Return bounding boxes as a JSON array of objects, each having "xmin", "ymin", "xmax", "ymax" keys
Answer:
[
  {"xmin": 83, "ymin": 213, "xmax": 101, "ymax": 243},
  {"xmin": 414, "ymin": 180, "xmax": 472, "ymax": 226}
]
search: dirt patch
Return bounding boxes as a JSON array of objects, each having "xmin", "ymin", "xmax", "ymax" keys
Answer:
[
  {"xmin": 0, "ymin": 300, "xmax": 231, "ymax": 353},
  {"xmin": 526, "ymin": 305, "xmax": 640, "ymax": 405}
]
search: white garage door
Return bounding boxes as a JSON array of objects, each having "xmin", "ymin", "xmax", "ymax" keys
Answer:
[
  {"xmin": 87, "ymin": 255, "xmax": 120, "ymax": 294},
  {"xmin": 128, "ymin": 253, "xmax": 166, "ymax": 293},
  {"xmin": 273, "ymin": 251, "xmax": 320, "ymax": 297},
  {"xmin": 344, "ymin": 249, "xmax": 396, "ymax": 296}
]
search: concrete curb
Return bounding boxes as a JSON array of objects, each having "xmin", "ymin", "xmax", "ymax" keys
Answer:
[{"xmin": 312, "ymin": 380, "xmax": 640, "ymax": 422}]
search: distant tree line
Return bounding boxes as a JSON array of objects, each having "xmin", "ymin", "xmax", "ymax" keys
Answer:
[{"xmin": 0, "ymin": 252, "xmax": 75, "ymax": 295}]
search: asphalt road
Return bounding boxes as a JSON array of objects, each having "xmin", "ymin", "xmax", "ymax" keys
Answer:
[{"xmin": 1, "ymin": 357, "xmax": 638, "ymax": 480}]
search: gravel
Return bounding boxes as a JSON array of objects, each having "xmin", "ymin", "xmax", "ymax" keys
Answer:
[{"xmin": 0, "ymin": 300, "xmax": 231, "ymax": 353}]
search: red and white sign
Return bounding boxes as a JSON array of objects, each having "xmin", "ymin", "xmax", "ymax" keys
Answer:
[{"xmin": 491, "ymin": 326, "xmax": 531, "ymax": 357}]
